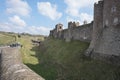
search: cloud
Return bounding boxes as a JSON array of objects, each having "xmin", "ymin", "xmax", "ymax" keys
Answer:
[
  {"xmin": 64, "ymin": 0, "xmax": 99, "ymax": 17},
  {"xmin": 0, "ymin": 22, "xmax": 51, "ymax": 35},
  {"xmin": 79, "ymin": 13, "xmax": 93, "ymax": 23},
  {"xmin": 9, "ymin": 15, "xmax": 26, "ymax": 27},
  {"xmin": 6, "ymin": 0, "xmax": 31, "ymax": 16},
  {"xmin": 65, "ymin": 0, "xmax": 99, "ymax": 24},
  {"xmin": 26, "ymin": 26, "xmax": 52, "ymax": 35},
  {"xmin": 0, "ymin": 22, "xmax": 24, "ymax": 33},
  {"xmin": 66, "ymin": 13, "xmax": 93, "ymax": 25},
  {"xmin": 0, "ymin": 23, "xmax": 11, "ymax": 32},
  {"xmin": 66, "ymin": 16, "xmax": 81, "ymax": 23},
  {"xmin": 37, "ymin": 2, "xmax": 62, "ymax": 20}
]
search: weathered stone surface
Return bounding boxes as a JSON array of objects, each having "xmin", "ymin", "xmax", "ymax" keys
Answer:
[
  {"xmin": 86, "ymin": 0, "xmax": 120, "ymax": 64},
  {"xmin": 0, "ymin": 47, "xmax": 44, "ymax": 80},
  {"xmin": 50, "ymin": 22, "xmax": 93, "ymax": 42}
]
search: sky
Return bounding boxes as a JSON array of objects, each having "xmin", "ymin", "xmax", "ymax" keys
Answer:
[{"xmin": 0, "ymin": 0, "xmax": 99, "ymax": 35}]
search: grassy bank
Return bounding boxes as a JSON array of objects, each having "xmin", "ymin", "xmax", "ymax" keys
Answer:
[{"xmin": 21, "ymin": 38, "xmax": 120, "ymax": 80}]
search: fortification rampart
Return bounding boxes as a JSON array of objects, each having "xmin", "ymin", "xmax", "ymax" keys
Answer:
[
  {"xmin": 50, "ymin": 22, "xmax": 93, "ymax": 42},
  {"xmin": 50, "ymin": 0, "xmax": 120, "ymax": 64},
  {"xmin": 0, "ymin": 47, "xmax": 44, "ymax": 80}
]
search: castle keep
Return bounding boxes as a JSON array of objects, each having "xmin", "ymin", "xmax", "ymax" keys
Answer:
[{"xmin": 50, "ymin": 0, "xmax": 120, "ymax": 63}]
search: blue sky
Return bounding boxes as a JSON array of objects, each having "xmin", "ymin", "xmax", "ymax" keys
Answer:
[{"xmin": 0, "ymin": 0, "xmax": 99, "ymax": 35}]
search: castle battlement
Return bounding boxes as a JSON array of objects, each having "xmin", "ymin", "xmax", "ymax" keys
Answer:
[
  {"xmin": 94, "ymin": 0, "xmax": 103, "ymax": 5},
  {"xmin": 50, "ymin": 21, "xmax": 93, "ymax": 42},
  {"xmin": 55, "ymin": 23, "xmax": 63, "ymax": 32},
  {"xmin": 68, "ymin": 21, "xmax": 80, "ymax": 28}
]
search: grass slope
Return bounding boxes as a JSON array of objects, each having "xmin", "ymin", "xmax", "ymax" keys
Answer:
[
  {"xmin": 0, "ymin": 33, "xmax": 15, "ymax": 45},
  {"xmin": 22, "ymin": 38, "xmax": 120, "ymax": 80}
]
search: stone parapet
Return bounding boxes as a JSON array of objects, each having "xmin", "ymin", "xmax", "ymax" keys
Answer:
[{"xmin": 0, "ymin": 47, "xmax": 44, "ymax": 80}]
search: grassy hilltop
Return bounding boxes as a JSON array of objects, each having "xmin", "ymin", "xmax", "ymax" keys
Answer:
[{"xmin": 0, "ymin": 32, "xmax": 120, "ymax": 80}]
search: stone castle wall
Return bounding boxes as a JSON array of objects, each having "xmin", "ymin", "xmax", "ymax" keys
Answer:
[
  {"xmin": 50, "ymin": 0, "xmax": 120, "ymax": 64},
  {"xmin": 0, "ymin": 47, "xmax": 44, "ymax": 80},
  {"xmin": 86, "ymin": 0, "xmax": 120, "ymax": 64},
  {"xmin": 50, "ymin": 22, "xmax": 93, "ymax": 42}
]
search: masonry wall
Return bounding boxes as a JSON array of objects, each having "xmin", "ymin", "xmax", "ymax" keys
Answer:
[
  {"xmin": 50, "ymin": 22, "xmax": 93, "ymax": 42},
  {"xmin": 98, "ymin": 0, "xmax": 120, "ymax": 56},
  {"xmin": 0, "ymin": 47, "xmax": 44, "ymax": 80},
  {"xmin": 50, "ymin": 0, "xmax": 120, "ymax": 64},
  {"xmin": 86, "ymin": 0, "xmax": 120, "ymax": 64},
  {"xmin": 86, "ymin": 0, "xmax": 104, "ymax": 56}
]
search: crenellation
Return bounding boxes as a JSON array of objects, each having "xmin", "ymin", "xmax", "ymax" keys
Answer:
[
  {"xmin": 55, "ymin": 23, "xmax": 63, "ymax": 32},
  {"xmin": 50, "ymin": 22, "xmax": 93, "ymax": 42},
  {"xmin": 98, "ymin": 0, "xmax": 103, "ymax": 4},
  {"xmin": 68, "ymin": 21, "xmax": 80, "ymax": 29},
  {"xmin": 75, "ymin": 22, "xmax": 80, "ymax": 26}
]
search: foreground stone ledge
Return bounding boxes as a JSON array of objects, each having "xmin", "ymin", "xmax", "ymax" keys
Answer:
[{"xmin": 0, "ymin": 47, "xmax": 45, "ymax": 80}]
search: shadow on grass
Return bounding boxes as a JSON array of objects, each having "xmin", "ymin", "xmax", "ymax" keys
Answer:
[
  {"xmin": 25, "ymin": 63, "xmax": 57, "ymax": 80},
  {"xmin": 27, "ymin": 39, "xmax": 120, "ymax": 80},
  {"xmin": 29, "ymin": 43, "xmax": 58, "ymax": 80}
]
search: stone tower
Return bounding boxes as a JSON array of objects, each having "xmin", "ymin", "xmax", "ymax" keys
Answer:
[
  {"xmin": 86, "ymin": 0, "xmax": 104, "ymax": 56},
  {"xmin": 86, "ymin": 0, "xmax": 120, "ymax": 61},
  {"xmin": 55, "ymin": 23, "xmax": 63, "ymax": 39},
  {"xmin": 55, "ymin": 23, "xmax": 63, "ymax": 32},
  {"xmin": 49, "ymin": 23, "xmax": 63, "ymax": 38}
]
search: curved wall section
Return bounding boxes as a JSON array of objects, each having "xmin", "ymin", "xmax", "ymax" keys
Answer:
[{"xmin": 0, "ymin": 47, "xmax": 44, "ymax": 80}]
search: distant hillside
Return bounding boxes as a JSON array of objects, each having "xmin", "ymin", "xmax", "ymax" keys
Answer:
[
  {"xmin": 0, "ymin": 31, "xmax": 45, "ymax": 46},
  {"xmin": 0, "ymin": 32, "xmax": 16, "ymax": 45}
]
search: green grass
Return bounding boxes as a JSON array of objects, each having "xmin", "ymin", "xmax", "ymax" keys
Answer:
[
  {"xmin": 31, "ymin": 38, "xmax": 120, "ymax": 80},
  {"xmin": 17, "ymin": 35, "xmax": 58, "ymax": 79},
  {"xmin": 0, "ymin": 33, "xmax": 15, "ymax": 45},
  {"xmin": 1, "ymin": 32, "xmax": 120, "ymax": 80},
  {"xmin": 17, "ymin": 35, "xmax": 42, "ymax": 64},
  {"xmin": 20, "ymin": 37, "xmax": 120, "ymax": 80},
  {"xmin": 36, "ymin": 38, "xmax": 90, "ymax": 80}
]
